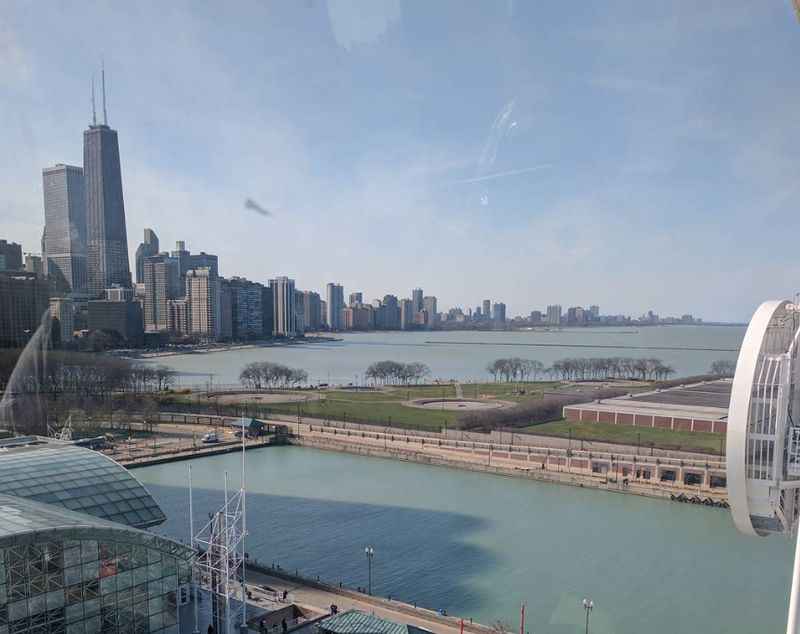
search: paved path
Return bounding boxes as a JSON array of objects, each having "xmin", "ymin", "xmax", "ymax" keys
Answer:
[{"xmin": 246, "ymin": 570, "xmax": 486, "ymax": 634}]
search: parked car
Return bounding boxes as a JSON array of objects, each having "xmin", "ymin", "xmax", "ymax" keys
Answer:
[{"xmin": 201, "ymin": 431, "xmax": 219, "ymax": 444}]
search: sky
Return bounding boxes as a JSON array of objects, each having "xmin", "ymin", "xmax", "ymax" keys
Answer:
[{"xmin": 2, "ymin": 1, "xmax": 800, "ymax": 322}]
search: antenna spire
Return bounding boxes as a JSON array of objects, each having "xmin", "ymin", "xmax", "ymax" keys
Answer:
[
  {"xmin": 101, "ymin": 61, "xmax": 108, "ymax": 125},
  {"xmin": 91, "ymin": 76, "xmax": 96, "ymax": 125}
]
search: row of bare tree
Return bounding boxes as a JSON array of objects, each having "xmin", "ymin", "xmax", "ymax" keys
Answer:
[
  {"xmin": 485, "ymin": 358, "xmax": 545, "ymax": 382},
  {"xmin": 364, "ymin": 361, "xmax": 431, "ymax": 385},
  {"xmin": 239, "ymin": 362, "xmax": 309, "ymax": 389}
]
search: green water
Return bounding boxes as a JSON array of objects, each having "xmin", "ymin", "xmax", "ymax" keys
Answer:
[{"xmin": 136, "ymin": 445, "xmax": 790, "ymax": 634}]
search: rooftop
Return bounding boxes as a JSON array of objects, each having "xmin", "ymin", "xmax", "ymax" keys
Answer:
[
  {"xmin": 0, "ymin": 436, "xmax": 166, "ymax": 528},
  {"xmin": 318, "ymin": 610, "xmax": 433, "ymax": 634},
  {"xmin": 0, "ymin": 492, "xmax": 191, "ymax": 560},
  {"xmin": 568, "ymin": 380, "xmax": 732, "ymax": 421}
]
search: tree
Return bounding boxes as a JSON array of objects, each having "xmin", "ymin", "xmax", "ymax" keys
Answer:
[{"xmin": 710, "ymin": 359, "xmax": 736, "ymax": 377}]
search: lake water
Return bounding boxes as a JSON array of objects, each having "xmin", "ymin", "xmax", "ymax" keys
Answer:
[
  {"xmin": 136, "ymin": 446, "xmax": 790, "ymax": 634},
  {"xmin": 151, "ymin": 326, "xmax": 746, "ymax": 385}
]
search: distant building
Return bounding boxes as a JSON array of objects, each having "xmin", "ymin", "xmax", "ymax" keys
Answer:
[
  {"xmin": 492, "ymin": 302, "xmax": 506, "ymax": 323},
  {"xmin": 229, "ymin": 277, "xmax": 264, "ymax": 340},
  {"xmin": 294, "ymin": 289, "xmax": 306, "ymax": 333},
  {"xmin": 84, "ymin": 114, "xmax": 132, "ymax": 297},
  {"xmin": 320, "ymin": 299, "xmax": 328, "ymax": 328},
  {"xmin": 168, "ymin": 298, "xmax": 190, "ymax": 336},
  {"xmin": 566, "ymin": 306, "xmax": 585, "ymax": 325},
  {"xmin": 546, "ymin": 304, "xmax": 562, "ymax": 326},
  {"xmin": 24, "ymin": 254, "xmax": 43, "ymax": 276},
  {"xmin": 134, "ymin": 228, "xmax": 159, "ymax": 284},
  {"xmin": 261, "ymin": 285, "xmax": 274, "ymax": 338},
  {"xmin": 49, "ymin": 297, "xmax": 75, "ymax": 345},
  {"xmin": 87, "ymin": 299, "xmax": 143, "ymax": 346},
  {"xmin": 0, "ymin": 240, "xmax": 24, "ymax": 272},
  {"xmin": 42, "ymin": 164, "xmax": 87, "ymax": 295},
  {"xmin": 423, "ymin": 296, "xmax": 438, "ymax": 327},
  {"xmin": 104, "ymin": 285, "xmax": 134, "ymax": 302},
  {"xmin": 412, "ymin": 288, "xmax": 424, "ymax": 313},
  {"xmin": 482, "ymin": 299, "xmax": 491, "ymax": 318},
  {"xmin": 0, "ymin": 271, "xmax": 49, "ymax": 347},
  {"xmin": 589, "ymin": 304, "xmax": 600, "ymax": 320},
  {"xmin": 143, "ymin": 255, "xmax": 180, "ymax": 332},
  {"xmin": 326, "ymin": 283, "xmax": 345, "ymax": 331},
  {"xmin": 170, "ymin": 241, "xmax": 219, "ymax": 278},
  {"xmin": 219, "ymin": 278, "xmax": 232, "ymax": 340},
  {"xmin": 378, "ymin": 294, "xmax": 401, "ymax": 329},
  {"xmin": 400, "ymin": 298, "xmax": 414, "ymax": 330},
  {"xmin": 304, "ymin": 290, "xmax": 322, "ymax": 331},
  {"xmin": 271, "ymin": 276, "xmax": 296, "ymax": 337},
  {"xmin": 530, "ymin": 310, "xmax": 543, "ymax": 324},
  {"xmin": 185, "ymin": 267, "xmax": 219, "ymax": 340},
  {"xmin": 349, "ymin": 292, "xmax": 363, "ymax": 306}
]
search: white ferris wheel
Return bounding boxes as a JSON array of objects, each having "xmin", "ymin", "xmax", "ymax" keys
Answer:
[{"xmin": 727, "ymin": 300, "xmax": 800, "ymax": 633}]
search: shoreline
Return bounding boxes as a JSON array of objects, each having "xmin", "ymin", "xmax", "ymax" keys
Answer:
[{"xmin": 118, "ymin": 335, "xmax": 342, "ymax": 360}]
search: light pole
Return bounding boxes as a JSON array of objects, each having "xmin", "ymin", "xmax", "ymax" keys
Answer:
[
  {"xmin": 365, "ymin": 546, "xmax": 375, "ymax": 595},
  {"xmin": 582, "ymin": 598, "xmax": 594, "ymax": 634}
]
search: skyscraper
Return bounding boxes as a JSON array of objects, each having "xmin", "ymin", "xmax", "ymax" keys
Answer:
[
  {"xmin": 185, "ymin": 267, "xmax": 219, "ymax": 340},
  {"xmin": 0, "ymin": 240, "xmax": 23, "ymax": 272},
  {"xmin": 42, "ymin": 164, "xmax": 87, "ymax": 295},
  {"xmin": 134, "ymin": 228, "xmax": 159, "ymax": 284},
  {"xmin": 412, "ymin": 288, "xmax": 424, "ymax": 313},
  {"xmin": 303, "ymin": 291, "xmax": 322, "ymax": 331},
  {"xmin": 326, "ymin": 283, "xmax": 344, "ymax": 331},
  {"xmin": 271, "ymin": 277, "xmax": 296, "ymax": 337},
  {"xmin": 546, "ymin": 304, "xmax": 562, "ymax": 326},
  {"xmin": 400, "ymin": 298, "xmax": 414, "ymax": 330},
  {"xmin": 143, "ymin": 255, "xmax": 180, "ymax": 332},
  {"xmin": 482, "ymin": 299, "xmax": 491, "ymax": 318},
  {"xmin": 423, "ymin": 296, "xmax": 438, "ymax": 327},
  {"xmin": 84, "ymin": 73, "xmax": 131, "ymax": 297},
  {"xmin": 349, "ymin": 292, "xmax": 363, "ymax": 306}
]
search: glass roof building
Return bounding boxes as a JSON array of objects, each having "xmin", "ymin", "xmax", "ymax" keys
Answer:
[
  {"xmin": 0, "ymin": 437, "xmax": 193, "ymax": 634},
  {"xmin": 0, "ymin": 438, "xmax": 165, "ymax": 529}
]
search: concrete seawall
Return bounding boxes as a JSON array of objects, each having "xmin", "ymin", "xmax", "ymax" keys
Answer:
[{"xmin": 291, "ymin": 434, "xmax": 727, "ymax": 505}]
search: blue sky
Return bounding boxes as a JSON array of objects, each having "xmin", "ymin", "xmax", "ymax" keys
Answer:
[{"xmin": 2, "ymin": 1, "xmax": 799, "ymax": 321}]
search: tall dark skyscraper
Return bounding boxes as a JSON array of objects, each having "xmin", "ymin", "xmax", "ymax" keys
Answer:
[
  {"xmin": 84, "ymin": 71, "xmax": 131, "ymax": 297},
  {"xmin": 42, "ymin": 164, "xmax": 87, "ymax": 294}
]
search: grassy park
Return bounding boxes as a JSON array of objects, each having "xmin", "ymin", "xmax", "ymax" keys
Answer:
[{"xmin": 524, "ymin": 420, "xmax": 725, "ymax": 455}]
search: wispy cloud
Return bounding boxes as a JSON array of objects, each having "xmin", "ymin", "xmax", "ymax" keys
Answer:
[{"xmin": 449, "ymin": 164, "xmax": 551, "ymax": 185}]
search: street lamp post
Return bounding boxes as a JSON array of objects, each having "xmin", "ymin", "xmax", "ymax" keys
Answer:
[
  {"xmin": 364, "ymin": 546, "xmax": 375, "ymax": 595},
  {"xmin": 582, "ymin": 598, "xmax": 594, "ymax": 634}
]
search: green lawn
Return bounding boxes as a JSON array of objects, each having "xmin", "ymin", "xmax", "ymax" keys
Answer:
[{"xmin": 523, "ymin": 420, "xmax": 726, "ymax": 455}]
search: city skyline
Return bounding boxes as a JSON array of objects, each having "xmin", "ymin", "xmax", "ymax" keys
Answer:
[{"xmin": 4, "ymin": 3, "xmax": 800, "ymax": 321}]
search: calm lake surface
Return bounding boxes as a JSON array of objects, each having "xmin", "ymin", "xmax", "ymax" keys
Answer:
[
  {"xmin": 152, "ymin": 326, "xmax": 746, "ymax": 385},
  {"xmin": 136, "ymin": 446, "xmax": 790, "ymax": 634}
]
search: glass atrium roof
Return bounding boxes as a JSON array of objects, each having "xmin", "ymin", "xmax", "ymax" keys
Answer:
[
  {"xmin": 0, "ymin": 493, "xmax": 192, "ymax": 559},
  {"xmin": 0, "ymin": 440, "xmax": 166, "ymax": 528}
]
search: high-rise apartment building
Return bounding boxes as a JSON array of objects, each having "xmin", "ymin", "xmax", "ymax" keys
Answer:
[
  {"xmin": 143, "ymin": 255, "xmax": 180, "ymax": 332},
  {"xmin": 294, "ymin": 289, "xmax": 306, "ymax": 333},
  {"xmin": 303, "ymin": 291, "xmax": 322, "ymax": 331},
  {"xmin": 482, "ymin": 299, "xmax": 491, "ymax": 318},
  {"xmin": 229, "ymin": 277, "xmax": 264, "ymax": 340},
  {"xmin": 0, "ymin": 240, "xmax": 23, "ymax": 272},
  {"xmin": 400, "ymin": 298, "xmax": 414, "ymax": 330},
  {"xmin": 326, "ymin": 283, "xmax": 344, "ymax": 331},
  {"xmin": 349, "ymin": 292, "xmax": 363, "ymax": 306},
  {"xmin": 219, "ymin": 278, "xmax": 232, "ymax": 341},
  {"xmin": 134, "ymin": 228, "xmax": 159, "ymax": 284},
  {"xmin": 379, "ymin": 294, "xmax": 401, "ymax": 330},
  {"xmin": 269, "ymin": 276, "xmax": 297, "ymax": 337},
  {"xmin": 84, "ymin": 88, "xmax": 132, "ymax": 297},
  {"xmin": 589, "ymin": 305, "xmax": 600, "ymax": 320},
  {"xmin": 423, "ymin": 296, "xmax": 438, "ymax": 327},
  {"xmin": 546, "ymin": 304, "xmax": 562, "ymax": 326},
  {"xmin": 185, "ymin": 267, "xmax": 219, "ymax": 340},
  {"xmin": 412, "ymin": 288, "xmax": 424, "ymax": 313},
  {"xmin": 492, "ymin": 302, "xmax": 507, "ymax": 323},
  {"xmin": 271, "ymin": 277, "xmax": 296, "ymax": 337},
  {"xmin": 41, "ymin": 164, "xmax": 87, "ymax": 295}
]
